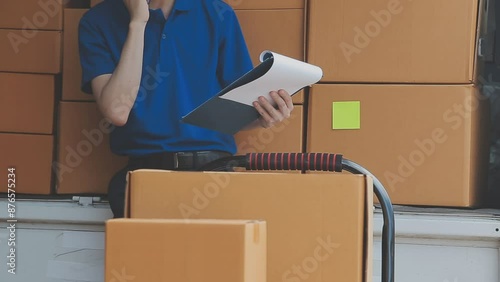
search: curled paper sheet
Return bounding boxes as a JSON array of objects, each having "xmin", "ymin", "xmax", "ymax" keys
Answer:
[{"xmin": 219, "ymin": 51, "xmax": 323, "ymax": 106}]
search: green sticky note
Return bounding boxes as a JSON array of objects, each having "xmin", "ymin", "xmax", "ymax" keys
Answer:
[{"xmin": 332, "ymin": 101, "xmax": 361, "ymax": 130}]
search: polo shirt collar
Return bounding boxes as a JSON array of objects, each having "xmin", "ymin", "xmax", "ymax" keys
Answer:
[{"xmin": 148, "ymin": 1, "xmax": 194, "ymax": 23}]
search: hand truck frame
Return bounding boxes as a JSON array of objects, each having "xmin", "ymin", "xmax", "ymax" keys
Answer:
[{"xmin": 201, "ymin": 153, "xmax": 395, "ymax": 282}]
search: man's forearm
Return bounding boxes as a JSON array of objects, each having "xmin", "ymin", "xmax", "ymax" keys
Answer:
[{"xmin": 100, "ymin": 22, "xmax": 146, "ymax": 124}]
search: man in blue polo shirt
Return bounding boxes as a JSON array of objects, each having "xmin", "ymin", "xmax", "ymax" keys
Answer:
[{"xmin": 79, "ymin": 0, "xmax": 294, "ymax": 218}]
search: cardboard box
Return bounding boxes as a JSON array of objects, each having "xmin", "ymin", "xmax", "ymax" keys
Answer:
[
  {"xmin": 0, "ymin": 29, "xmax": 62, "ymax": 74},
  {"xmin": 236, "ymin": 9, "xmax": 305, "ymax": 104},
  {"xmin": 234, "ymin": 105, "xmax": 303, "ymax": 154},
  {"xmin": 0, "ymin": 73, "xmax": 55, "ymax": 134},
  {"xmin": 229, "ymin": 0, "xmax": 304, "ymax": 9},
  {"xmin": 0, "ymin": 0, "xmax": 87, "ymax": 30},
  {"xmin": 63, "ymin": 9, "xmax": 93, "ymax": 101},
  {"xmin": 308, "ymin": 0, "xmax": 483, "ymax": 83},
  {"xmin": 126, "ymin": 171, "xmax": 373, "ymax": 282},
  {"xmin": 0, "ymin": 134, "xmax": 54, "ymax": 194},
  {"xmin": 56, "ymin": 102, "xmax": 128, "ymax": 194},
  {"xmin": 106, "ymin": 219, "xmax": 266, "ymax": 282},
  {"xmin": 307, "ymin": 84, "xmax": 490, "ymax": 207}
]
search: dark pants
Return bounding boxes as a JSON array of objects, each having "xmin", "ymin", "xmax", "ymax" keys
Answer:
[{"xmin": 108, "ymin": 151, "xmax": 231, "ymax": 218}]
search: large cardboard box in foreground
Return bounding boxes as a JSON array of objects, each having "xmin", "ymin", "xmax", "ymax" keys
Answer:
[
  {"xmin": 106, "ymin": 219, "xmax": 266, "ymax": 282},
  {"xmin": 307, "ymin": 84, "xmax": 490, "ymax": 207},
  {"xmin": 56, "ymin": 102, "xmax": 128, "ymax": 194},
  {"xmin": 0, "ymin": 73, "xmax": 55, "ymax": 134},
  {"xmin": 234, "ymin": 105, "xmax": 303, "ymax": 154},
  {"xmin": 308, "ymin": 0, "xmax": 482, "ymax": 83},
  {"xmin": 0, "ymin": 29, "xmax": 62, "ymax": 74},
  {"xmin": 126, "ymin": 171, "xmax": 373, "ymax": 282},
  {"xmin": 0, "ymin": 134, "xmax": 54, "ymax": 194}
]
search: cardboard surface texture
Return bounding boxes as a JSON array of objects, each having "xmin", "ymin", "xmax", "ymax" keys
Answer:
[
  {"xmin": 308, "ymin": 0, "xmax": 482, "ymax": 83},
  {"xmin": 234, "ymin": 105, "xmax": 303, "ymax": 154},
  {"xmin": 236, "ymin": 9, "xmax": 304, "ymax": 65},
  {"xmin": 308, "ymin": 84, "xmax": 490, "ymax": 207},
  {"xmin": 236, "ymin": 9, "xmax": 305, "ymax": 104},
  {"xmin": 0, "ymin": 73, "xmax": 55, "ymax": 134},
  {"xmin": 0, "ymin": 0, "xmax": 63, "ymax": 30},
  {"xmin": 63, "ymin": 9, "xmax": 93, "ymax": 101},
  {"xmin": 0, "ymin": 29, "xmax": 62, "ymax": 74},
  {"xmin": 126, "ymin": 171, "xmax": 373, "ymax": 282},
  {"xmin": 0, "ymin": 134, "xmax": 54, "ymax": 194},
  {"xmin": 106, "ymin": 219, "xmax": 266, "ymax": 282},
  {"xmin": 56, "ymin": 102, "xmax": 128, "ymax": 194}
]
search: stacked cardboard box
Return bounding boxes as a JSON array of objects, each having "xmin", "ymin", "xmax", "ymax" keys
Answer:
[
  {"xmin": 0, "ymin": 134, "xmax": 54, "ymax": 195},
  {"xmin": 0, "ymin": 2, "xmax": 124, "ymax": 195},
  {"xmin": 0, "ymin": 1, "xmax": 66, "ymax": 194},
  {"xmin": 307, "ymin": 0, "xmax": 490, "ymax": 207},
  {"xmin": 308, "ymin": 0, "xmax": 482, "ymax": 83}
]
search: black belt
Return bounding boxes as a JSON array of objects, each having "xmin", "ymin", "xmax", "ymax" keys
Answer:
[{"xmin": 128, "ymin": 151, "xmax": 232, "ymax": 171}]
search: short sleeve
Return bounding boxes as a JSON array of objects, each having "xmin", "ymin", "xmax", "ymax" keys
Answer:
[
  {"xmin": 216, "ymin": 8, "xmax": 254, "ymax": 88},
  {"xmin": 78, "ymin": 17, "xmax": 116, "ymax": 94}
]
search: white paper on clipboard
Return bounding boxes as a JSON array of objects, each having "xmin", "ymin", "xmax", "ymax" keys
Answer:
[{"xmin": 219, "ymin": 51, "xmax": 323, "ymax": 106}]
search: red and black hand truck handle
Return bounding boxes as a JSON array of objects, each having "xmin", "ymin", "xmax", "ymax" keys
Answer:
[{"xmin": 200, "ymin": 153, "xmax": 395, "ymax": 282}]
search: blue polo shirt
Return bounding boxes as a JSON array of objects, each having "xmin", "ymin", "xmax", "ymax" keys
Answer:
[{"xmin": 78, "ymin": 0, "xmax": 253, "ymax": 156}]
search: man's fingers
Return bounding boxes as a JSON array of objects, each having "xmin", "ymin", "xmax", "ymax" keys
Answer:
[
  {"xmin": 253, "ymin": 101, "xmax": 274, "ymax": 128},
  {"xmin": 259, "ymin": 96, "xmax": 284, "ymax": 122},
  {"xmin": 253, "ymin": 91, "xmax": 293, "ymax": 129},
  {"xmin": 278, "ymin": 89, "xmax": 294, "ymax": 112},
  {"xmin": 271, "ymin": 91, "xmax": 290, "ymax": 119}
]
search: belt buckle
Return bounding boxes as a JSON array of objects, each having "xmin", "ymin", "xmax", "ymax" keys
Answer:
[{"xmin": 173, "ymin": 153, "xmax": 179, "ymax": 169}]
